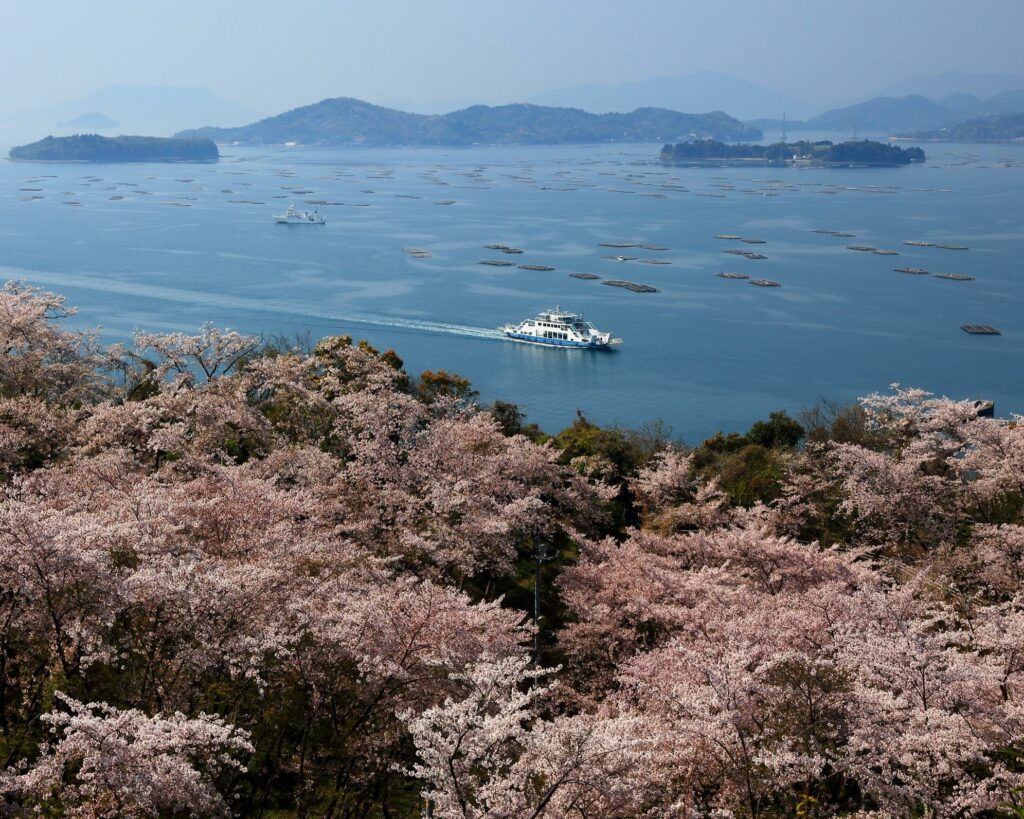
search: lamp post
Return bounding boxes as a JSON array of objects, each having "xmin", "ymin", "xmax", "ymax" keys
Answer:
[{"xmin": 533, "ymin": 534, "xmax": 557, "ymax": 674}]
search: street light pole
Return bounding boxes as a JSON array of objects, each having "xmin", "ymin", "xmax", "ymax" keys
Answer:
[{"xmin": 533, "ymin": 535, "xmax": 556, "ymax": 674}]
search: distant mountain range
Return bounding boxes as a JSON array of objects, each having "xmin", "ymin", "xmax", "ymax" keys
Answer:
[
  {"xmin": 1, "ymin": 85, "xmax": 260, "ymax": 137},
  {"xmin": 175, "ymin": 97, "xmax": 761, "ymax": 146},
  {"xmin": 527, "ymin": 72, "xmax": 820, "ymax": 121},
  {"xmin": 7, "ymin": 72, "xmax": 1024, "ymax": 151},
  {"xmin": 869, "ymin": 72, "xmax": 1024, "ymax": 102},
  {"xmin": 56, "ymin": 112, "xmax": 120, "ymax": 129},
  {"xmin": 750, "ymin": 90, "xmax": 1024, "ymax": 136},
  {"xmin": 898, "ymin": 113, "xmax": 1024, "ymax": 143}
]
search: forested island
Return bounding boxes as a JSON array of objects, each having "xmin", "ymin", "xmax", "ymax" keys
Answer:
[
  {"xmin": 175, "ymin": 96, "xmax": 761, "ymax": 146},
  {"xmin": 1, "ymin": 279, "xmax": 1023, "ymax": 817},
  {"xmin": 661, "ymin": 138, "xmax": 926, "ymax": 165},
  {"xmin": 8, "ymin": 134, "xmax": 219, "ymax": 162}
]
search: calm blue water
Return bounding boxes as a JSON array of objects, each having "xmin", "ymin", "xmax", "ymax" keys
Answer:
[{"xmin": 2, "ymin": 141, "xmax": 1022, "ymax": 442}]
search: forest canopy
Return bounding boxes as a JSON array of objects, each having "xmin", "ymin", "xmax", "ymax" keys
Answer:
[
  {"xmin": 9, "ymin": 134, "xmax": 219, "ymax": 162},
  {"xmin": 661, "ymin": 138, "xmax": 926, "ymax": 165},
  {"xmin": 0, "ymin": 280, "xmax": 1021, "ymax": 818}
]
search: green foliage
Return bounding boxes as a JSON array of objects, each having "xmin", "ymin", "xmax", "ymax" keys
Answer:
[
  {"xmin": 9, "ymin": 134, "xmax": 219, "ymax": 162},
  {"xmin": 552, "ymin": 412, "xmax": 678, "ymax": 533},
  {"xmin": 691, "ymin": 412, "xmax": 802, "ymax": 506},
  {"xmin": 415, "ymin": 369, "xmax": 478, "ymax": 406},
  {"xmin": 748, "ymin": 410, "xmax": 804, "ymax": 449},
  {"xmin": 554, "ymin": 411, "xmax": 653, "ymax": 482},
  {"xmin": 488, "ymin": 400, "xmax": 545, "ymax": 441},
  {"xmin": 715, "ymin": 443, "xmax": 787, "ymax": 506},
  {"xmin": 690, "ymin": 431, "xmax": 750, "ymax": 470}
]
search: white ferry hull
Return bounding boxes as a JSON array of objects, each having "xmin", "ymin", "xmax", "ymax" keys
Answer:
[
  {"xmin": 503, "ymin": 332, "xmax": 612, "ymax": 349},
  {"xmin": 501, "ymin": 308, "xmax": 619, "ymax": 349}
]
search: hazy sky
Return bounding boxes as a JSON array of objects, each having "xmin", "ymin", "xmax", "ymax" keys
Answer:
[{"xmin": 3, "ymin": 0, "xmax": 1023, "ymax": 114}]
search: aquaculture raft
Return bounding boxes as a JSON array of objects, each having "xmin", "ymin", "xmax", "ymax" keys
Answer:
[
  {"xmin": 602, "ymin": 279, "xmax": 659, "ymax": 293},
  {"xmin": 961, "ymin": 325, "xmax": 1001, "ymax": 335}
]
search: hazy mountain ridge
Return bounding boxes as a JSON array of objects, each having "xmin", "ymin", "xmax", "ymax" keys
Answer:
[
  {"xmin": 56, "ymin": 112, "xmax": 120, "ymax": 129},
  {"xmin": 2, "ymin": 85, "xmax": 260, "ymax": 137},
  {"xmin": 527, "ymin": 72, "xmax": 820, "ymax": 120},
  {"xmin": 175, "ymin": 96, "xmax": 761, "ymax": 146},
  {"xmin": 750, "ymin": 90, "xmax": 1024, "ymax": 137},
  {"xmin": 806, "ymin": 94, "xmax": 955, "ymax": 132},
  {"xmin": 898, "ymin": 112, "xmax": 1024, "ymax": 142},
  {"xmin": 871, "ymin": 71, "xmax": 1024, "ymax": 101}
]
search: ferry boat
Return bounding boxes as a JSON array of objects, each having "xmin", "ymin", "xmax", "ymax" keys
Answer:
[
  {"xmin": 501, "ymin": 308, "xmax": 620, "ymax": 349},
  {"xmin": 274, "ymin": 204, "xmax": 326, "ymax": 225}
]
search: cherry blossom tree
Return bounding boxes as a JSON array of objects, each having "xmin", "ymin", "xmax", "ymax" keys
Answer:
[
  {"xmin": 133, "ymin": 322, "xmax": 260, "ymax": 387},
  {"xmin": 6, "ymin": 283, "xmax": 1024, "ymax": 816},
  {"xmin": 403, "ymin": 655, "xmax": 665, "ymax": 819},
  {"xmin": 1, "ymin": 693, "xmax": 252, "ymax": 817},
  {"xmin": 0, "ymin": 280, "xmax": 108, "ymax": 404}
]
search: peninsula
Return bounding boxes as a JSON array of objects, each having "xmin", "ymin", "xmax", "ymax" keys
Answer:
[
  {"xmin": 896, "ymin": 113, "xmax": 1024, "ymax": 142},
  {"xmin": 8, "ymin": 134, "xmax": 219, "ymax": 162},
  {"xmin": 175, "ymin": 96, "xmax": 761, "ymax": 146},
  {"xmin": 660, "ymin": 138, "xmax": 925, "ymax": 166}
]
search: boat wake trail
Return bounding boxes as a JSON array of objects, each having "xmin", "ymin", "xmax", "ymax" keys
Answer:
[
  {"xmin": 4, "ymin": 267, "xmax": 503, "ymax": 342},
  {"xmin": 341, "ymin": 314, "xmax": 502, "ymax": 340}
]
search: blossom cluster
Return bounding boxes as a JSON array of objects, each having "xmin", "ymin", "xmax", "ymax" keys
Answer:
[{"xmin": 1, "ymin": 282, "xmax": 1022, "ymax": 817}]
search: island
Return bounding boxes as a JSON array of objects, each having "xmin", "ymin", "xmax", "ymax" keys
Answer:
[
  {"xmin": 174, "ymin": 96, "xmax": 761, "ymax": 146},
  {"xmin": 660, "ymin": 138, "xmax": 925, "ymax": 166},
  {"xmin": 8, "ymin": 134, "xmax": 219, "ymax": 162}
]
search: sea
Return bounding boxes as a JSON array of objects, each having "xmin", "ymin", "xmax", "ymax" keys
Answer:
[{"xmin": 2, "ymin": 135, "xmax": 1022, "ymax": 443}]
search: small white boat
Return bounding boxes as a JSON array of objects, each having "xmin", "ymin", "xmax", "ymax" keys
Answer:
[
  {"xmin": 274, "ymin": 204, "xmax": 326, "ymax": 225},
  {"xmin": 501, "ymin": 307, "xmax": 621, "ymax": 349}
]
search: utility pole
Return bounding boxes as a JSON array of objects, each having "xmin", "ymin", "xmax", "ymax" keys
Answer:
[
  {"xmin": 532, "ymin": 535, "xmax": 557, "ymax": 674},
  {"xmin": 782, "ymin": 111, "xmax": 787, "ymax": 143}
]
